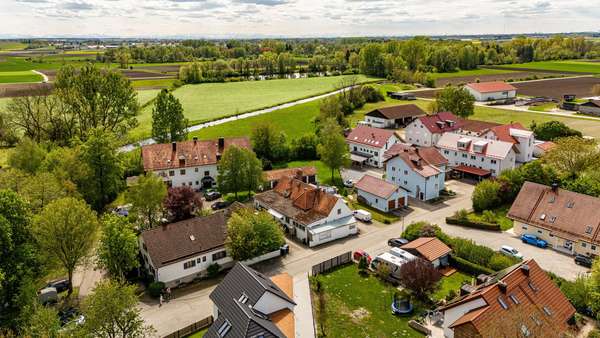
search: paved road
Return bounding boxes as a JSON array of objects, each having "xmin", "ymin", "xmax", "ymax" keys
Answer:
[{"xmin": 140, "ymin": 180, "xmax": 589, "ymax": 336}]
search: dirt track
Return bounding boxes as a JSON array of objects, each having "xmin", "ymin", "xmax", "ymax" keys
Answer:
[{"xmin": 435, "ymin": 71, "xmax": 567, "ymax": 87}]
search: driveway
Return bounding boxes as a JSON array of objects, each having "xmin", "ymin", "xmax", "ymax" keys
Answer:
[{"xmin": 340, "ymin": 167, "xmax": 384, "ymax": 184}]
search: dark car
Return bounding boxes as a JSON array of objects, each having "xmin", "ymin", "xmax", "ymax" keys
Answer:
[
  {"xmin": 58, "ymin": 307, "xmax": 79, "ymax": 326},
  {"xmin": 387, "ymin": 238, "xmax": 409, "ymax": 247},
  {"xmin": 46, "ymin": 278, "xmax": 70, "ymax": 293},
  {"xmin": 211, "ymin": 200, "xmax": 232, "ymax": 210},
  {"xmin": 574, "ymin": 254, "xmax": 594, "ymax": 268},
  {"xmin": 204, "ymin": 190, "xmax": 222, "ymax": 201}
]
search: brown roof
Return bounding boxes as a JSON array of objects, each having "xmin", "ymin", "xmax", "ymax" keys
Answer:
[
  {"xmin": 442, "ymin": 260, "xmax": 575, "ymax": 337},
  {"xmin": 255, "ymin": 177, "xmax": 340, "ymax": 225},
  {"xmin": 453, "ymin": 165, "xmax": 491, "ymax": 177},
  {"xmin": 346, "ymin": 125, "xmax": 397, "ymax": 149},
  {"xmin": 141, "ymin": 207, "xmax": 242, "ymax": 268},
  {"xmin": 580, "ymin": 100, "xmax": 600, "ymax": 108},
  {"xmin": 142, "ymin": 137, "xmax": 251, "ymax": 171},
  {"xmin": 535, "ymin": 141, "xmax": 556, "ymax": 152},
  {"xmin": 264, "ymin": 166, "xmax": 317, "ymax": 182},
  {"xmin": 384, "ymin": 144, "xmax": 444, "ymax": 178},
  {"xmin": 460, "ymin": 119, "xmax": 501, "ymax": 133},
  {"xmin": 355, "ymin": 175, "xmax": 401, "ymax": 199},
  {"xmin": 418, "ymin": 112, "xmax": 463, "ymax": 134},
  {"xmin": 270, "ymin": 273, "xmax": 295, "ymax": 338},
  {"xmin": 507, "ymin": 182, "xmax": 600, "ymax": 244},
  {"xmin": 401, "ymin": 237, "xmax": 451, "ymax": 261},
  {"xmin": 487, "ymin": 123, "xmax": 527, "ymax": 144},
  {"xmin": 466, "ymin": 81, "xmax": 517, "ymax": 93},
  {"xmin": 365, "ymin": 104, "xmax": 426, "ymax": 120}
]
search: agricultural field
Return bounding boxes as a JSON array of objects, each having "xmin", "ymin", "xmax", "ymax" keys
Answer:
[
  {"xmin": 495, "ymin": 60, "xmax": 600, "ymax": 74},
  {"xmin": 136, "ymin": 89, "xmax": 161, "ymax": 107},
  {"xmin": 428, "ymin": 68, "xmax": 515, "ymax": 80},
  {"xmin": 130, "ymin": 75, "xmax": 378, "ymax": 141},
  {"xmin": 0, "ymin": 41, "xmax": 28, "ymax": 51},
  {"xmin": 513, "ymin": 76, "xmax": 600, "ymax": 99},
  {"xmin": 131, "ymin": 78, "xmax": 176, "ymax": 90},
  {"xmin": 0, "ymin": 70, "xmax": 42, "ymax": 84}
]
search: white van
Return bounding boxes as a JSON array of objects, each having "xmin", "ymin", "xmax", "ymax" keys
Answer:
[{"xmin": 353, "ymin": 209, "xmax": 372, "ymax": 222}]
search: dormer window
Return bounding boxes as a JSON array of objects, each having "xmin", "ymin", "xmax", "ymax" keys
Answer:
[
  {"xmin": 539, "ymin": 214, "xmax": 546, "ymax": 221},
  {"xmin": 238, "ymin": 293, "xmax": 249, "ymax": 304},
  {"xmin": 567, "ymin": 201, "xmax": 574, "ymax": 208},
  {"xmin": 586, "ymin": 226, "xmax": 593, "ymax": 234},
  {"xmin": 497, "ymin": 296, "xmax": 508, "ymax": 310}
]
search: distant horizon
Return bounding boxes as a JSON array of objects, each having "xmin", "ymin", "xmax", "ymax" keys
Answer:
[{"xmin": 1, "ymin": 0, "xmax": 599, "ymax": 38}]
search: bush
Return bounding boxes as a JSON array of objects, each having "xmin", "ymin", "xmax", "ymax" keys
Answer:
[
  {"xmin": 472, "ymin": 180, "xmax": 502, "ymax": 212},
  {"xmin": 402, "ymin": 221, "xmax": 449, "ymax": 243},
  {"xmin": 207, "ymin": 263, "xmax": 220, "ymax": 278},
  {"xmin": 445, "ymin": 217, "xmax": 501, "ymax": 231},
  {"xmin": 449, "ymin": 255, "xmax": 494, "ymax": 276},
  {"xmin": 148, "ymin": 281, "xmax": 165, "ymax": 298},
  {"xmin": 361, "ymin": 86, "xmax": 385, "ymax": 103},
  {"xmin": 488, "ymin": 254, "xmax": 516, "ymax": 271},
  {"xmin": 588, "ymin": 329, "xmax": 600, "ymax": 338}
]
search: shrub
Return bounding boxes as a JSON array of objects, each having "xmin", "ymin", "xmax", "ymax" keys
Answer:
[
  {"xmin": 207, "ymin": 263, "xmax": 220, "ymax": 278},
  {"xmin": 445, "ymin": 217, "xmax": 500, "ymax": 231},
  {"xmin": 488, "ymin": 254, "xmax": 516, "ymax": 271},
  {"xmin": 358, "ymin": 256, "xmax": 368, "ymax": 276},
  {"xmin": 588, "ymin": 329, "xmax": 600, "ymax": 338},
  {"xmin": 148, "ymin": 281, "xmax": 165, "ymax": 298},
  {"xmin": 454, "ymin": 209, "xmax": 469, "ymax": 221},
  {"xmin": 361, "ymin": 86, "xmax": 385, "ymax": 103},
  {"xmin": 402, "ymin": 221, "xmax": 450, "ymax": 243},
  {"xmin": 472, "ymin": 180, "xmax": 501, "ymax": 212},
  {"xmin": 445, "ymin": 289, "xmax": 458, "ymax": 301},
  {"xmin": 449, "ymin": 255, "xmax": 494, "ymax": 275},
  {"xmin": 481, "ymin": 210, "xmax": 496, "ymax": 224}
]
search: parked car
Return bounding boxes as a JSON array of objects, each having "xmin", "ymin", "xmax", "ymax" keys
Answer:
[
  {"xmin": 500, "ymin": 245, "xmax": 523, "ymax": 260},
  {"xmin": 114, "ymin": 204, "xmax": 131, "ymax": 217},
  {"xmin": 388, "ymin": 237, "xmax": 409, "ymax": 247},
  {"xmin": 353, "ymin": 209, "xmax": 372, "ymax": 222},
  {"xmin": 38, "ymin": 287, "xmax": 58, "ymax": 305},
  {"xmin": 521, "ymin": 234, "xmax": 548, "ymax": 248},
  {"xmin": 46, "ymin": 278, "xmax": 70, "ymax": 293},
  {"xmin": 204, "ymin": 190, "xmax": 221, "ymax": 201},
  {"xmin": 211, "ymin": 200, "xmax": 232, "ymax": 210},
  {"xmin": 574, "ymin": 254, "xmax": 594, "ymax": 268},
  {"xmin": 343, "ymin": 179, "xmax": 354, "ymax": 188},
  {"xmin": 59, "ymin": 307, "xmax": 79, "ymax": 326},
  {"xmin": 353, "ymin": 249, "xmax": 372, "ymax": 265}
]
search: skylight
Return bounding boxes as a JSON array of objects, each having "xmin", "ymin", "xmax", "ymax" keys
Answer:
[
  {"xmin": 218, "ymin": 320, "xmax": 232, "ymax": 337},
  {"xmin": 238, "ymin": 293, "xmax": 249, "ymax": 304},
  {"xmin": 509, "ymin": 294, "xmax": 520, "ymax": 305},
  {"xmin": 543, "ymin": 306, "xmax": 553, "ymax": 316},
  {"xmin": 497, "ymin": 296, "xmax": 509, "ymax": 310},
  {"xmin": 586, "ymin": 226, "xmax": 593, "ymax": 234}
]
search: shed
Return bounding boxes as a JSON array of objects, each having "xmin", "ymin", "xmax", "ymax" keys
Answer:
[
  {"xmin": 400, "ymin": 237, "xmax": 452, "ymax": 268},
  {"xmin": 354, "ymin": 175, "xmax": 408, "ymax": 212}
]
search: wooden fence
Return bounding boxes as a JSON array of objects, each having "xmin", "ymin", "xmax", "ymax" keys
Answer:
[
  {"xmin": 163, "ymin": 316, "xmax": 213, "ymax": 338},
  {"xmin": 311, "ymin": 251, "xmax": 352, "ymax": 276}
]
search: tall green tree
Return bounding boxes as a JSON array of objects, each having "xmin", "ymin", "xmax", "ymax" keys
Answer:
[
  {"xmin": 8, "ymin": 138, "xmax": 46, "ymax": 174},
  {"xmin": 97, "ymin": 215, "xmax": 139, "ymax": 280},
  {"xmin": 434, "ymin": 86, "xmax": 475, "ymax": 118},
  {"xmin": 81, "ymin": 129, "xmax": 124, "ymax": 212},
  {"xmin": 544, "ymin": 137, "xmax": 600, "ymax": 178},
  {"xmin": 126, "ymin": 173, "xmax": 167, "ymax": 229},
  {"xmin": 22, "ymin": 305, "xmax": 61, "ymax": 338},
  {"xmin": 226, "ymin": 209, "xmax": 285, "ymax": 261},
  {"xmin": 218, "ymin": 146, "xmax": 262, "ymax": 198},
  {"xmin": 151, "ymin": 89, "xmax": 188, "ymax": 143},
  {"xmin": 33, "ymin": 197, "xmax": 98, "ymax": 296},
  {"xmin": 317, "ymin": 119, "xmax": 349, "ymax": 183},
  {"xmin": 359, "ymin": 44, "xmax": 385, "ymax": 77},
  {"xmin": 588, "ymin": 258, "xmax": 600, "ymax": 321},
  {"xmin": 251, "ymin": 123, "xmax": 289, "ymax": 162},
  {"xmin": 530, "ymin": 120, "xmax": 582, "ymax": 141},
  {"xmin": 21, "ymin": 172, "xmax": 67, "ymax": 212},
  {"xmin": 241, "ymin": 149, "xmax": 264, "ymax": 196}
]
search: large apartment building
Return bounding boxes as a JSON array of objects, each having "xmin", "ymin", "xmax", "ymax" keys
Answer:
[{"xmin": 346, "ymin": 125, "xmax": 400, "ymax": 168}]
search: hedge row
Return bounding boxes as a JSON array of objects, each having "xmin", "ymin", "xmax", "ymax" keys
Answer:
[
  {"xmin": 445, "ymin": 217, "xmax": 500, "ymax": 231},
  {"xmin": 449, "ymin": 255, "xmax": 495, "ymax": 276}
]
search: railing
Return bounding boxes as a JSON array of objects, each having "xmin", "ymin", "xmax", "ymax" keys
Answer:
[
  {"xmin": 311, "ymin": 251, "xmax": 352, "ymax": 276},
  {"xmin": 163, "ymin": 316, "xmax": 213, "ymax": 338}
]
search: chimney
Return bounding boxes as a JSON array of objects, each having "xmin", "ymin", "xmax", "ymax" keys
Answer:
[
  {"xmin": 520, "ymin": 264, "xmax": 530, "ymax": 276},
  {"xmin": 193, "ymin": 136, "xmax": 198, "ymax": 145},
  {"xmin": 172, "ymin": 142, "xmax": 177, "ymax": 152},
  {"xmin": 498, "ymin": 281, "xmax": 508, "ymax": 293},
  {"xmin": 218, "ymin": 137, "xmax": 225, "ymax": 150},
  {"xmin": 551, "ymin": 182, "xmax": 559, "ymax": 193}
]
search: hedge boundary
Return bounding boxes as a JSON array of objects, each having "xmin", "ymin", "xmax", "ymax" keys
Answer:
[
  {"xmin": 446, "ymin": 217, "xmax": 500, "ymax": 231},
  {"xmin": 449, "ymin": 255, "xmax": 495, "ymax": 276}
]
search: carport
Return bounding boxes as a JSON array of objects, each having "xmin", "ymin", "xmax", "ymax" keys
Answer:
[
  {"xmin": 350, "ymin": 152, "xmax": 370, "ymax": 167},
  {"xmin": 452, "ymin": 165, "xmax": 492, "ymax": 181}
]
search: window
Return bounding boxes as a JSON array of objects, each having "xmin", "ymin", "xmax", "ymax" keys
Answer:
[
  {"xmin": 196, "ymin": 181, "xmax": 199, "ymax": 185},
  {"xmin": 567, "ymin": 201, "xmax": 574, "ymax": 208},
  {"xmin": 392, "ymin": 166, "xmax": 396, "ymax": 171},
  {"xmin": 543, "ymin": 306, "xmax": 552, "ymax": 316},
  {"xmin": 462, "ymin": 153, "xmax": 467, "ymax": 158},
  {"xmin": 497, "ymin": 296, "xmax": 508, "ymax": 310},
  {"xmin": 549, "ymin": 216, "xmax": 556, "ymax": 223},
  {"xmin": 592, "ymin": 245, "xmax": 597, "ymax": 251},
  {"xmin": 586, "ymin": 226, "xmax": 593, "ymax": 234},
  {"xmin": 521, "ymin": 324, "xmax": 531, "ymax": 337},
  {"xmin": 522, "ymin": 225, "xmax": 528, "ymax": 230},
  {"xmin": 169, "ymin": 170, "xmax": 175, "ymax": 176},
  {"xmin": 180, "ymin": 169, "xmax": 186, "ymax": 175},
  {"xmin": 203, "ymin": 256, "xmax": 207, "ymax": 262},
  {"xmin": 337, "ymin": 209, "xmax": 341, "ymax": 215},
  {"xmin": 490, "ymin": 159, "xmax": 497, "ymax": 164},
  {"xmin": 404, "ymin": 170, "xmax": 408, "ymax": 175},
  {"xmin": 204, "ymin": 171, "xmax": 210, "ymax": 176},
  {"xmin": 217, "ymin": 320, "xmax": 232, "ymax": 337},
  {"xmin": 444, "ymin": 150, "xmax": 449, "ymax": 155},
  {"xmin": 212, "ymin": 251, "xmax": 227, "ymax": 261},
  {"xmin": 195, "ymin": 167, "xmax": 199, "ymax": 172},
  {"xmin": 238, "ymin": 293, "xmax": 249, "ymax": 304},
  {"xmin": 582, "ymin": 242, "xmax": 587, "ymax": 248},
  {"xmin": 509, "ymin": 294, "xmax": 520, "ymax": 304},
  {"xmin": 470, "ymin": 155, "xmax": 476, "ymax": 160},
  {"xmin": 183, "ymin": 260, "xmax": 196, "ymax": 269},
  {"xmin": 537, "ymin": 230, "xmax": 542, "ymax": 234}
]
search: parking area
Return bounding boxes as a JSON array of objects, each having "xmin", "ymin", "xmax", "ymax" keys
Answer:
[{"xmin": 340, "ymin": 166, "xmax": 384, "ymax": 184}]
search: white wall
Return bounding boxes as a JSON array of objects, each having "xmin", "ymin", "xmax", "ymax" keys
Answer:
[
  {"xmin": 442, "ymin": 298, "xmax": 487, "ymax": 338},
  {"xmin": 151, "ymin": 164, "xmax": 218, "ymax": 189},
  {"xmin": 386, "ymin": 157, "xmax": 445, "ymax": 201},
  {"xmin": 308, "ymin": 221, "xmax": 357, "ymax": 247},
  {"xmin": 156, "ymin": 248, "xmax": 232, "ymax": 286},
  {"xmin": 365, "ymin": 116, "xmax": 393, "ymax": 128},
  {"xmin": 439, "ymin": 148, "xmax": 516, "ymax": 177},
  {"xmin": 356, "ymin": 188, "xmax": 406, "ymax": 212},
  {"xmin": 465, "ymin": 87, "xmax": 516, "ymax": 102},
  {"xmin": 347, "ymin": 135, "xmax": 399, "ymax": 168},
  {"xmin": 405, "ymin": 119, "xmax": 436, "ymax": 147}
]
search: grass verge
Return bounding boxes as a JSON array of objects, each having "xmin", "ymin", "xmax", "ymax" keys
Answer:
[{"xmin": 466, "ymin": 205, "xmax": 513, "ymax": 231}]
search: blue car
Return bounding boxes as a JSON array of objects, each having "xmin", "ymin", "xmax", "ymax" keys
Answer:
[{"xmin": 521, "ymin": 234, "xmax": 548, "ymax": 248}]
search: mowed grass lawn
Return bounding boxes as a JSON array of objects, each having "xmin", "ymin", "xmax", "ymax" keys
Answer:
[
  {"xmin": 0, "ymin": 42, "xmax": 28, "ymax": 50},
  {"xmin": 130, "ymin": 75, "xmax": 378, "ymax": 141},
  {"xmin": 311, "ymin": 264, "xmax": 424, "ymax": 337},
  {"xmin": 427, "ymin": 68, "xmax": 515, "ymax": 79},
  {"xmin": 498, "ymin": 60, "xmax": 600, "ymax": 74},
  {"xmin": 0, "ymin": 70, "xmax": 42, "ymax": 83},
  {"xmin": 433, "ymin": 271, "xmax": 474, "ymax": 301}
]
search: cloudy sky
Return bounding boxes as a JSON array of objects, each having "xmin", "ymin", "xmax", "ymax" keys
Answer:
[{"xmin": 0, "ymin": 0, "xmax": 598, "ymax": 38}]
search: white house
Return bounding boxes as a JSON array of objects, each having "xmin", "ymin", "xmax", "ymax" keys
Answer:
[
  {"xmin": 405, "ymin": 112, "xmax": 462, "ymax": 147},
  {"xmin": 354, "ymin": 174, "xmax": 408, "ymax": 212},
  {"xmin": 465, "ymin": 81, "xmax": 517, "ymax": 102},
  {"xmin": 139, "ymin": 208, "xmax": 238, "ymax": 287},
  {"xmin": 384, "ymin": 143, "xmax": 448, "ymax": 201},
  {"xmin": 346, "ymin": 125, "xmax": 400, "ymax": 168},
  {"xmin": 436, "ymin": 132, "xmax": 516, "ymax": 178},
  {"xmin": 141, "ymin": 136, "xmax": 251, "ymax": 190},
  {"xmin": 480, "ymin": 123, "xmax": 534, "ymax": 163},
  {"xmin": 254, "ymin": 177, "xmax": 357, "ymax": 247},
  {"xmin": 363, "ymin": 104, "xmax": 426, "ymax": 129}
]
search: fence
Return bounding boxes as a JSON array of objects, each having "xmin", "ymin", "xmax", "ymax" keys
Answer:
[
  {"xmin": 241, "ymin": 249, "xmax": 281, "ymax": 266},
  {"xmin": 163, "ymin": 316, "xmax": 213, "ymax": 338},
  {"xmin": 311, "ymin": 251, "xmax": 352, "ymax": 276}
]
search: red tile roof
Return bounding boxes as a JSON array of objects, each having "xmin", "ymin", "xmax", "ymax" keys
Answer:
[
  {"xmin": 264, "ymin": 166, "xmax": 317, "ymax": 182},
  {"xmin": 355, "ymin": 175, "xmax": 401, "ymax": 199},
  {"xmin": 346, "ymin": 125, "xmax": 397, "ymax": 149},
  {"xmin": 535, "ymin": 141, "xmax": 556, "ymax": 152},
  {"xmin": 453, "ymin": 165, "xmax": 491, "ymax": 177},
  {"xmin": 400, "ymin": 237, "xmax": 451, "ymax": 262},
  {"xmin": 142, "ymin": 137, "xmax": 251, "ymax": 171},
  {"xmin": 466, "ymin": 81, "xmax": 517, "ymax": 93},
  {"xmin": 384, "ymin": 144, "xmax": 446, "ymax": 178},
  {"xmin": 418, "ymin": 112, "xmax": 463, "ymax": 134}
]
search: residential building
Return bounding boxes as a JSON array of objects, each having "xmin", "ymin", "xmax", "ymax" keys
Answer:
[
  {"xmin": 438, "ymin": 260, "xmax": 575, "ymax": 338},
  {"xmin": 263, "ymin": 166, "xmax": 317, "ymax": 190},
  {"xmin": 206, "ymin": 263, "xmax": 296, "ymax": 338},
  {"xmin": 254, "ymin": 177, "xmax": 357, "ymax": 247},
  {"xmin": 508, "ymin": 182, "xmax": 600, "ymax": 256},
  {"xmin": 533, "ymin": 141, "xmax": 556, "ymax": 158},
  {"xmin": 400, "ymin": 237, "xmax": 451, "ymax": 268},
  {"xmin": 465, "ymin": 81, "xmax": 517, "ymax": 102},
  {"xmin": 384, "ymin": 143, "xmax": 448, "ymax": 201},
  {"xmin": 578, "ymin": 100, "xmax": 600, "ymax": 116},
  {"xmin": 354, "ymin": 174, "xmax": 408, "ymax": 212},
  {"xmin": 363, "ymin": 104, "xmax": 426, "ymax": 129},
  {"xmin": 141, "ymin": 136, "xmax": 251, "ymax": 189},
  {"xmin": 346, "ymin": 125, "xmax": 400, "ymax": 168},
  {"xmin": 436, "ymin": 132, "xmax": 516, "ymax": 178},
  {"xmin": 139, "ymin": 205, "xmax": 245, "ymax": 287},
  {"xmin": 480, "ymin": 123, "xmax": 535, "ymax": 163},
  {"xmin": 405, "ymin": 112, "xmax": 463, "ymax": 147}
]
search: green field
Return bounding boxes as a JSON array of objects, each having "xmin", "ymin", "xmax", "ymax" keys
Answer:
[
  {"xmin": 130, "ymin": 75, "xmax": 378, "ymax": 141},
  {"xmin": 136, "ymin": 89, "xmax": 161, "ymax": 107},
  {"xmin": 0, "ymin": 70, "xmax": 42, "ymax": 83},
  {"xmin": 132, "ymin": 78, "xmax": 176, "ymax": 89},
  {"xmin": 497, "ymin": 60, "xmax": 600, "ymax": 74},
  {"xmin": 427, "ymin": 68, "xmax": 515, "ymax": 79},
  {"xmin": 0, "ymin": 42, "xmax": 28, "ymax": 51}
]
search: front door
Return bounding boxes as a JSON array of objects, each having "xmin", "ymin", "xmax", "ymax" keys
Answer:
[
  {"xmin": 397, "ymin": 197, "xmax": 405, "ymax": 207},
  {"xmin": 388, "ymin": 199, "xmax": 396, "ymax": 211}
]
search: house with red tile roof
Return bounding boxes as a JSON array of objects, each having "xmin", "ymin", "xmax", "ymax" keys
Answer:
[
  {"xmin": 481, "ymin": 122, "xmax": 535, "ymax": 163},
  {"xmin": 254, "ymin": 177, "xmax": 357, "ymax": 247},
  {"xmin": 346, "ymin": 125, "xmax": 400, "ymax": 168},
  {"xmin": 141, "ymin": 136, "xmax": 251, "ymax": 189},
  {"xmin": 400, "ymin": 237, "xmax": 451, "ymax": 268},
  {"xmin": 354, "ymin": 175, "xmax": 408, "ymax": 212},
  {"xmin": 533, "ymin": 140, "xmax": 556, "ymax": 157},
  {"xmin": 263, "ymin": 166, "xmax": 317, "ymax": 189},
  {"xmin": 439, "ymin": 259, "xmax": 575, "ymax": 338},
  {"xmin": 465, "ymin": 81, "xmax": 517, "ymax": 102}
]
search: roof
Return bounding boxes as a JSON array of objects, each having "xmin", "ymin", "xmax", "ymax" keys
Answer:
[
  {"xmin": 355, "ymin": 175, "xmax": 401, "ymax": 199},
  {"xmin": 487, "ymin": 123, "xmax": 530, "ymax": 144},
  {"xmin": 346, "ymin": 125, "xmax": 397, "ymax": 149},
  {"xmin": 466, "ymin": 81, "xmax": 517, "ymax": 93},
  {"xmin": 254, "ymin": 177, "xmax": 340, "ymax": 225},
  {"xmin": 535, "ymin": 141, "xmax": 556, "ymax": 152},
  {"xmin": 417, "ymin": 112, "xmax": 463, "ymax": 134},
  {"xmin": 142, "ymin": 137, "xmax": 251, "ymax": 171},
  {"xmin": 441, "ymin": 260, "xmax": 575, "ymax": 337},
  {"xmin": 400, "ymin": 237, "xmax": 451, "ymax": 261},
  {"xmin": 140, "ymin": 207, "xmax": 241, "ymax": 268},
  {"xmin": 269, "ymin": 273, "xmax": 295, "ymax": 338},
  {"xmin": 453, "ymin": 165, "xmax": 491, "ymax": 177},
  {"xmin": 207, "ymin": 263, "xmax": 296, "ymax": 338},
  {"xmin": 460, "ymin": 119, "xmax": 501, "ymax": 134},
  {"xmin": 365, "ymin": 104, "xmax": 426, "ymax": 120},
  {"xmin": 384, "ymin": 143, "xmax": 446, "ymax": 178},
  {"xmin": 263, "ymin": 166, "xmax": 316, "ymax": 182},
  {"xmin": 580, "ymin": 100, "xmax": 600, "ymax": 108},
  {"xmin": 507, "ymin": 181, "xmax": 600, "ymax": 244},
  {"xmin": 436, "ymin": 133, "xmax": 515, "ymax": 160}
]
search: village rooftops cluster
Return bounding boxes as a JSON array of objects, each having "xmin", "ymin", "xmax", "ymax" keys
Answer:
[
  {"xmin": 436, "ymin": 133, "xmax": 516, "ymax": 160},
  {"xmin": 346, "ymin": 125, "xmax": 397, "ymax": 149}
]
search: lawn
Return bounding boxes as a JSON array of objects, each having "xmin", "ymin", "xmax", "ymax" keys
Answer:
[
  {"xmin": 273, "ymin": 160, "xmax": 342, "ymax": 188},
  {"xmin": 136, "ymin": 89, "xmax": 160, "ymax": 107},
  {"xmin": 0, "ymin": 70, "xmax": 42, "ymax": 83},
  {"xmin": 427, "ymin": 68, "xmax": 515, "ymax": 79},
  {"xmin": 131, "ymin": 78, "xmax": 176, "ymax": 89},
  {"xmin": 528, "ymin": 102, "xmax": 557, "ymax": 112},
  {"xmin": 466, "ymin": 205, "xmax": 514, "ymax": 231},
  {"xmin": 129, "ymin": 75, "xmax": 379, "ymax": 141},
  {"xmin": 432, "ymin": 271, "xmax": 474, "ymax": 301},
  {"xmin": 0, "ymin": 42, "xmax": 28, "ymax": 51},
  {"xmin": 185, "ymin": 328, "xmax": 207, "ymax": 338},
  {"xmin": 497, "ymin": 60, "xmax": 600, "ymax": 74},
  {"xmin": 311, "ymin": 264, "xmax": 424, "ymax": 338}
]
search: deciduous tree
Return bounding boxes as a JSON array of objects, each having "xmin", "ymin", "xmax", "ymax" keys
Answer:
[
  {"xmin": 218, "ymin": 146, "xmax": 262, "ymax": 198},
  {"xmin": 317, "ymin": 119, "xmax": 349, "ymax": 182},
  {"xmin": 530, "ymin": 120, "xmax": 582, "ymax": 141},
  {"xmin": 127, "ymin": 173, "xmax": 167, "ymax": 229},
  {"xmin": 433, "ymin": 85, "xmax": 475, "ymax": 118},
  {"xmin": 8, "ymin": 138, "xmax": 46, "ymax": 174},
  {"xmin": 97, "ymin": 215, "xmax": 140, "ymax": 280},
  {"xmin": 398, "ymin": 258, "xmax": 441, "ymax": 300},
  {"xmin": 21, "ymin": 172, "xmax": 67, "ymax": 212},
  {"xmin": 226, "ymin": 209, "xmax": 285, "ymax": 261},
  {"xmin": 164, "ymin": 186, "xmax": 202, "ymax": 222},
  {"xmin": 544, "ymin": 136, "xmax": 600, "ymax": 177},
  {"xmin": 151, "ymin": 89, "xmax": 188, "ymax": 143},
  {"xmin": 472, "ymin": 179, "xmax": 502, "ymax": 212},
  {"xmin": 251, "ymin": 123, "xmax": 289, "ymax": 162}
]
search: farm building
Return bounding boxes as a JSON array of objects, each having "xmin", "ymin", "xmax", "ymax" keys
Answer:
[
  {"xmin": 354, "ymin": 174, "xmax": 408, "ymax": 212},
  {"xmin": 346, "ymin": 125, "xmax": 401, "ymax": 168},
  {"xmin": 362, "ymin": 104, "xmax": 426, "ymax": 129},
  {"xmin": 400, "ymin": 237, "xmax": 451, "ymax": 268},
  {"xmin": 578, "ymin": 100, "xmax": 600, "ymax": 116},
  {"xmin": 465, "ymin": 81, "xmax": 517, "ymax": 102},
  {"xmin": 263, "ymin": 166, "xmax": 317, "ymax": 190}
]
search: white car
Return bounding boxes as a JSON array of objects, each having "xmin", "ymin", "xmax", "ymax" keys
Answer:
[
  {"xmin": 343, "ymin": 179, "xmax": 354, "ymax": 188},
  {"xmin": 500, "ymin": 245, "xmax": 523, "ymax": 260},
  {"xmin": 353, "ymin": 209, "xmax": 372, "ymax": 222}
]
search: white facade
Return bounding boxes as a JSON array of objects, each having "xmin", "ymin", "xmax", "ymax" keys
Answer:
[
  {"xmin": 481, "ymin": 128, "xmax": 534, "ymax": 164},
  {"xmin": 152, "ymin": 164, "xmax": 218, "ymax": 190},
  {"xmin": 405, "ymin": 119, "xmax": 440, "ymax": 147},
  {"xmin": 441, "ymin": 298, "xmax": 488, "ymax": 338},
  {"xmin": 356, "ymin": 187, "xmax": 407, "ymax": 212},
  {"xmin": 386, "ymin": 157, "xmax": 446, "ymax": 201},
  {"xmin": 465, "ymin": 87, "xmax": 516, "ymax": 102},
  {"xmin": 364, "ymin": 115, "xmax": 393, "ymax": 128},
  {"xmin": 347, "ymin": 135, "xmax": 400, "ymax": 168}
]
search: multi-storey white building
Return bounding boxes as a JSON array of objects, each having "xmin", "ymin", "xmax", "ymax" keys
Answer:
[
  {"xmin": 480, "ymin": 123, "xmax": 534, "ymax": 164},
  {"xmin": 346, "ymin": 125, "xmax": 400, "ymax": 168}
]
